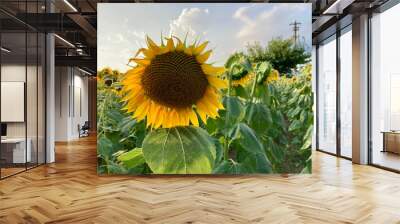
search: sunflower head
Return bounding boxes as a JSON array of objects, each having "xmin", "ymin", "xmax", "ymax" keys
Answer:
[
  {"xmin": 231, "ymin": 68, "xmax": 253, "ymax": 87},
  {"xmin": 224, "ymin": 53, "xmax": 253, "ymax": 87},
  {"xmin": 122, "ymin": 35, "xmax": 227, "ymax": 129},
  {"xmin": 265, "ymin": 69, "xmax": 280, "ymax": 84},
  {"xmin": 98, "ymin": 67, "xmax": 121, "ymax": 86}
]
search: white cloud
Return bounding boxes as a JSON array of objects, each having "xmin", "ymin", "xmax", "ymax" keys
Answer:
[
  {"xmin": 97, "ymin": 4, "xmax": 311, "ymax": 71},
  {"xmin": 169, "ymin": 7, "xmax": 210, "ymax": 41},
  {"xmin": 127, "ymin": 30, "xmax": 145, "ymax": 40},
  {"xmin": 127, "ymin": 30, "xmax": 146, "ymax": 48},
  {"xmin": 104, "ymin": 33, "xmax": 125, "ymax": 44},
  {"xmin": 233, "ymin": 6, "xmax": 253, "ymax": 24},
  {"xmin": 233, "ymin": 4, "xmax": 309, "ymax": 45}
]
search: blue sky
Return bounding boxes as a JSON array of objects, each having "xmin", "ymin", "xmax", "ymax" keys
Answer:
[{"xmin": 98, "ymin": 3, "xmax": 311, "ymax": 72}]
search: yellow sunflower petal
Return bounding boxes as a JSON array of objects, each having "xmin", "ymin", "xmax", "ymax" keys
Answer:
[
  {"xmin": 205, "ymin": 88, "xmax": 224, "ymax": 110},
  {"xmin": 129, "ymin": 58, "xmax": 151, "ymax": 66},
  {"xmin": 146, "ymin": 102, "xmax": 158, "ymax": 127},
  {"xmin": 122, "ymin": 87, "xmax": 142, "ymax": 102},
  {"xmin": 154, "ymin": 106, "xmax": 165, "ymax": 129},
  {"xmin": 199, "ymin": 97, "xmax": 219, "ymax": 118},
  {"xmin": 151, "ymin": 105, "xmax": 162, "ymax": 127},
  {"xmin": 176, "ymin": 109, "xmax": 186, "ymax": 126},
  {"xmin": 176, "ymin": 109, "xmax": 184, "ymax": 126},
  {"xmin": 124, "ymin": 95, "xmax": 143, "ymax": 112},
  {"xmin": 196, "ymin": 50, "xmax": 212, "ymax": 64},
  {"xmin": 164, "ymin": 109, "xmax": 173, "ymax": 128},
  {"xmin": 135, "ymin": 48, "xmax": 155, "ymax": 60},
  {"xmin": 175, "ymin": 109, "xmax": 183, "ymax": 126},
  {"xmin": 160, "ymin": 108, "xmax": 169, "ymax": 128},
  {"xmin": 133, "ymin": 99, "xmax": 150, "ymax": 121},
  {"xmin": 165, "ymin": 37, "xmax": 175, "ymax": 52},
  {"xmin": 196, "ymin": 108, "xmax": 208, "ymax": 124},
  {"xmin": 197, "ymin": 100, "xmax": 218, "ymax": 118},
  {"xmin": 146, "ymin": 36, "xmax": 160, "ymax": 53},
  {"xmin": 182, "ymin": 108, "xmax": 190, "ymax": 126},
  {"xmin": 123, "ymin": 67, "xmax": 145, "ymax": 81},
  {"xmin": 184, "ymin": 45, "xmax": 194, "ymax": 56},
  {"xmin": 173, "ymin": 36, "xmax": 185, "ymax": 51},
  {"xmin": 122, "ymin": 81, "xmax": 141, "ymax": 91},
  {"xmin": 206, "ymin": 75, "xmax": 227, "ymax": 89},
  {"xmin": 171, "ymin": 109, "xmax": 180, "ymax": 128},
  {"xmin": 188, "ymin": 109, "xmax": 199, "ymax": 126},
  {"xmin": 193, "ymin": 41, "xmax": 209, "ymax": 55},
  {"xmin": 201, "ymin": 64, "xmax": 226, "ymax": 76}
]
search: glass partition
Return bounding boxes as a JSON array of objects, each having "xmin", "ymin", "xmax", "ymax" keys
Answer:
[
  {"xmin": 371, "ymin": 3, "xmax": 400, "ymax": 171},
  {"xmin": 317, "ymin": 35, "xmax": 337, "ymax": 154},
  {"xmin": 339, "ymin": 26, "xmax": 352, "ymax": 158},
  {"xmin": 1, "ymin": 31, "xmax": 28, "ymax": 177},
  {"xmin": 0, "ymin": 1, "xmax": 46, "ymax": 179}
]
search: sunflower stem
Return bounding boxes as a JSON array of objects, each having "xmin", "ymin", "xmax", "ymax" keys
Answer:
[
  {"xmin": 144, "ymin": 118, "xmax": 147, "ymax": 136},
  {"xmin": 224, "ymin": 141, "xmax": 229, "ymax": 160},
  {"xmin": 250, "ymin": 71, "xmax": 258, "ymax": 102},
  {"xmin": 223, "ymin": 70, "xmax": 233, "ymax": 161},
  {"xmin": 227, "ymin": 71, "xmax": 232, "ymax": 97}
]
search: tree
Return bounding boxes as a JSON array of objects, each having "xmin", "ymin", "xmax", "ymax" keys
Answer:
[{"xmin": 246, "ymin": 38, "xmax": 311, "ymax": 75}]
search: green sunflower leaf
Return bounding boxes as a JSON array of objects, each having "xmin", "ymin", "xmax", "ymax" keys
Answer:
[
  {"xmin": 222, "ymin": 96, "xmax": 244, "ymax": 129},
  {"xmin": 239, "ymin": 152, "xmax": 272, "ymax": 174},
  {"xmin": 142, "ymin": 126, "xmax": 216, "ymax": 174},
  {"xmin": 117, "ymin": 148, "xmax": 145, "ymax": 169},
  {"xmin": 213, "ymin": 160, "xmax": 245, "ymax": 174},
  {"xmin": 229, "ymin": 123, "xmax": 265, "ymax": 155},
  {"xmin": 244, "ymin": 102, "xmax": 272, "ymax": 134}
]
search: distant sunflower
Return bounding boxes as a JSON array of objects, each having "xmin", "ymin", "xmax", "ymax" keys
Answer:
[
  {"xmin": 231, "ymin": 68, "xmax": 253, "ymax": 87},
  {"xmin": 265, "ymin": 69, "xmax": 279, "ymax": 84},
  {"xmin": 122, "ymin": 36, "xmax": 227, "ymax": 128}
]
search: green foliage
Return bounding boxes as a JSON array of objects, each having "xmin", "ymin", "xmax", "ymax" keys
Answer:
[
  {"xmin": 255, "ymin": 61, "xmax": 273, "ymax": 84},
  {"xmin": 97, "ymin": 68, "xmax": 148, "ymax": 175},
  {"xmin": 246, "ymin": 39, "xmax": 310, "ymax": 75},
  {"xmin": 97, "ymin": 38, "xmax": 313, "ymax": 175},
  {"xmin": 213, "ymin": 160, "xmax": 244, "ymax": 174},
  {"xmin": 142, "ymin": 127, "xmax": 216, "ymax": 174},
  {"xmin": 244, "ymin": 102, "xmax": 272, "ymax": 134},
  {"xmin": 117, "ymin": 148, "xmax": 145, "ymax": 169},
  {"xmin": 264, "ymin": 65, "xmax": 313, "ymax": 173}
]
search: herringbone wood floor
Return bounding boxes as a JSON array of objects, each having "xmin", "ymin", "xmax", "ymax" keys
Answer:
[{"xmin": 1, "ymin": 136, "xmax": 400, "ymax": 224}]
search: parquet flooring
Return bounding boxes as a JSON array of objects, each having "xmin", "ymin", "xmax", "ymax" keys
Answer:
[{"xmin": 1, "ymin": 136, "xmax": 400, "ymax": 223}]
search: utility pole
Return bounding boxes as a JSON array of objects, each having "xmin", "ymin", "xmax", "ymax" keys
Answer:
[{"xmin": 290, "ymin": 21, "xmax": 301, "ymax": 46}]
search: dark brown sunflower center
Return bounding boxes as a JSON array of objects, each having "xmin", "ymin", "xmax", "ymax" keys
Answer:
[{"xmin": 141, "ymin": 51, "xmax": 208, "ymax": 108}]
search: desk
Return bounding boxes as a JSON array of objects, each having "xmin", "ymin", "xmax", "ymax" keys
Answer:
[
  {"xmin": 382, "ymin": 131, "xmax": 400, "ymax": 154},
  {"xmin": 1, "ymin": 138, "xmax": 31, "ymax": 163}
]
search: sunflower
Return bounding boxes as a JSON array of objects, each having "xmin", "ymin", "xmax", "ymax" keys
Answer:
[
  {"xmin": 231, "ymin": 68, "xmax": 254, "ymax": 87},
  {"xmin": 122, "ymin": 36, "xmax": 227, "ymax": 129},
  {"xmin": 224, "ymin": 53, "xmax": 253, "ymax": 87},
  {"xmin": 265, "ymin": 69, "xmax": 279, "ymax": 84}
]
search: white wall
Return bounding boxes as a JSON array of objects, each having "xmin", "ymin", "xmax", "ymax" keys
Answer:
[
  {"xmin": 55, "ymin": 66, "xmax": 69, "ymax": 141},
  {"xmin": 55, "ymin": 67, "xmax": 89, "ymax": 141}
]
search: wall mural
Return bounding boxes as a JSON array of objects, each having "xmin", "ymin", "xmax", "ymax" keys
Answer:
[{"xmin": 97, "ymin": 3, "xmax": 313, "ymax": 174}]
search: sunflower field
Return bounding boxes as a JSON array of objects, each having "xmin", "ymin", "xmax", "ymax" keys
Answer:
[{"xmin": 97, "ymin": 36, "xmax": 313, "ymax": 175}]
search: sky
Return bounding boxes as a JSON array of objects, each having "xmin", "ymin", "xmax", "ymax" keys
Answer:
[{"xmin": 98, "ymin": 3, "xmax": 311, "ymax": 72}]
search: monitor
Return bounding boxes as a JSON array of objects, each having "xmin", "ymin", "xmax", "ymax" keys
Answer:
[{"xmin": 1, "ymin": 123, "xmax": 7, "ymax": 137}]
